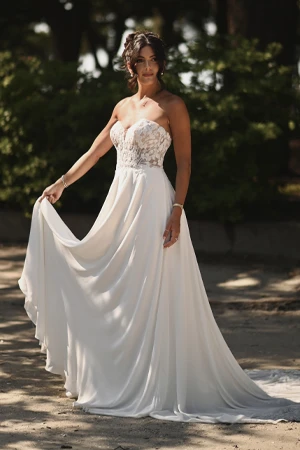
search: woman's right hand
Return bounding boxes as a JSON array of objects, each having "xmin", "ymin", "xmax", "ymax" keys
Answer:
[{"xmin": 38, "ymin": 180, "xmax": 65, "ymax": 204}]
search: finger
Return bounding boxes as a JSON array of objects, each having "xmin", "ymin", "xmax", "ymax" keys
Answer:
[
  {"xmin": 163, "ymin": 225, "xmax": 172, "ymax": 239},
  {"xmin": 39, "ymin": 193, "xmax": 47, "ymax": 203},
  {"xmin": 163, "ymin": 234, "xmax": 171, "ymax": 246},
  {"xmin": 164, "ymin": 235, "xmax": 179, "ymax": 248},
  {"xmin": 46, "ymin": 195, "xmax": 54, "ymax": 204},
  {"xmin": 163, "ymin": 229, "xmax": 170, "ymax": 239}
]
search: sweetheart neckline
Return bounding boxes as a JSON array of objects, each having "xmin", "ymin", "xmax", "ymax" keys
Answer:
[{"xmin": 114, "ymin": 118, "xmax": 172, "ymax": 140}]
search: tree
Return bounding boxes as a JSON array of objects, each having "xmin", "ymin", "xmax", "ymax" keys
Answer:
[
  {"xmin": 0, "ymin": 0, "xmax": 211, "ymax": 67},
  {"xmin": 213, "ymin": 0, "xmax": 299, "ymax": 66},
  {"xmin": 212, "ymin": 0, "xmax": 300, "ymax": 175}
]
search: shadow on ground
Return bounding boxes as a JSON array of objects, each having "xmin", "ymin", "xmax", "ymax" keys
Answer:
[{"xmin": 0, "ymin": 245, "xmax": 299, "ymax": 449}]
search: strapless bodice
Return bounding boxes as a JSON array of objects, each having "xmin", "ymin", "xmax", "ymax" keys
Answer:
[{"xmin": 110, "ymin": 118, "xmax": 172, "ymax": 169}]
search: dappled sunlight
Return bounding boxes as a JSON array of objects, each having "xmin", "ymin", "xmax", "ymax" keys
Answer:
[
  {"xmin": 0, "ymin": 261, "xmax": 16, "ymax": 271},
  {"xmin": 1, "ymin": 389, "xmax": 35, "ymax": 406},
  {"xmin": 101, "ymin": 290, "xmax": 112, "ymax": 303},
  {"xmin": 199, "ymin": 258, "xmax": 300, "ymax": 308},
  {"xmin": 269, "ymin": 275, "xmax": 300, "ymax": 292},
  {"xmin": 1, "ymin": 246, "xmax": 299, "ymax": 448},
  {"xmin": 112, "ymin": 305, "xmax": 122, "ymax": 320},
  {"xmin": 0, "ymin": 319, "xmax": 26, "ymax": 330},
  {"xmin": 218, "ymin": 273, "xmax": 260, "ymax": 289},
  {"xmin": 0, "ymin": 247, "xmax": 25, "ymax": 298},
  {"xmin": 0, "ymin": 262, "xmax": 23, "ymax": 289},
  {"xmin": 0, "ymin": 412, "xmax": 298, "ymax": 450}
]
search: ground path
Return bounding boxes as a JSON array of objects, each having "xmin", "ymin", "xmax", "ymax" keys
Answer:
[{"xmin": 0, "ymin": 245, "xmax": 299, "ymax": 450}]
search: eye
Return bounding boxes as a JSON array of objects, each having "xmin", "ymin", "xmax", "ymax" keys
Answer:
[{"xmin": 136, "ymin": 58, "xmax": 144, "ymax": 63}]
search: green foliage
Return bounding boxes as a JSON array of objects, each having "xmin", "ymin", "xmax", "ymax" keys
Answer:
[
  {"xmin": 166, "ymin": 36, "xmax": 300, "ymax": 221},
  {"xmin": 0, "ymin": 35, "xmax": 299, "ymax": 221},
  {"xmin": 0, "ymin": 52, "xmax": 127, "ymax": 213}
]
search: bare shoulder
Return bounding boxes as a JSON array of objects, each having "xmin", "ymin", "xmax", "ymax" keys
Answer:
[
  {"xmin": 161, "ymin": 91, "xmax": 189, "ymax": 121},
  {"xmin": 103, "ymin": 97, "xmax": 131, "ymax": 131},
  {"xmin": 160, "ymin": 91, "xmax": 190, "ymax": 132},
  {"xmin": 162, "ymin": 91, "xmax": 185, "ymax": 106},
  {"xmin": 113, "ymin": 97, "xmax": 131, "ymax": 118}
]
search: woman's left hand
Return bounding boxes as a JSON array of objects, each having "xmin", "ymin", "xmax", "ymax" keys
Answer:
[{"xmin": 163, "ymin": 208, "xmax": 182, "ymax": 248}]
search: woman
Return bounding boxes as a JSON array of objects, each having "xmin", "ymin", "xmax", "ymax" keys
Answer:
[{"xmin": 19, "ymin": 31, "xmax": 300, "ymax": 423}]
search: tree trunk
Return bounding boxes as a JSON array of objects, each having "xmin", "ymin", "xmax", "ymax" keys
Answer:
[
  {"xmin": 244, "ymin": 0, "xmax": 298, "ymax": 66},
  {"xmin": 213, "ymin": 0, "xmax": 229, "ymax": 36},
  {"xmin": 44, "ymin": 0, "xmax": 90, "ymax": 62},
  {"xmin": 218, "ymin": 0, "xmax": 299, "ymax": 66}
]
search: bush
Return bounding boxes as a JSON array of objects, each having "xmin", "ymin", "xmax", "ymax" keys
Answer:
[
  {"xmin": 0, "ymin": 36, "xmax": 299, "ymax": 221},
  {"xmin": 166, "ymin": 35, "xmax": 300, "ymax": 221},
  {"xmin": 0, "ymin": 52, "xmax": 127, "ymax": 214}
]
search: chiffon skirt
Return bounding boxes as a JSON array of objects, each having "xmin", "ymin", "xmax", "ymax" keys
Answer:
[{"xmin": 19, "ymin": 166, "xmax": 300, "ymax": 423}]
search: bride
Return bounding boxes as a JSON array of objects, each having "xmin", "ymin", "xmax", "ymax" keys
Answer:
[{"xmin": 19, "ymin": 31, "xmax": 300, "ymax": 423}]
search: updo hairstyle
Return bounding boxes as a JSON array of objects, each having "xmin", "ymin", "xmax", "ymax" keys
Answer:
[{"xmin": 122, "ymin": 31, "xmax": 166, "ymax": 91}]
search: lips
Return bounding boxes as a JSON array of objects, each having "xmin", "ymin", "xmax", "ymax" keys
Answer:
[{"xmin": 142, "ymin": 73, "xmax": 153, "ymax": 77}]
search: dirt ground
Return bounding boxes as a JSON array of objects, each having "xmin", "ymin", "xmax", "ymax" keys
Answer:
[{"xmin": 0, "ymin": 245, "xmax": 300, "ymax": 450}]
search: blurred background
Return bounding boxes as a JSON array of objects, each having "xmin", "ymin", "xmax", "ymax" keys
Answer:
[{"xmin": 1, "ymin": 0, "xmax": 300, "ymax": 223}]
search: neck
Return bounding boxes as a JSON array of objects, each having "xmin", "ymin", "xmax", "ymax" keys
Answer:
[{"xmin": 136, "ymin": 81, "xmax": 162, "ymax": 99}]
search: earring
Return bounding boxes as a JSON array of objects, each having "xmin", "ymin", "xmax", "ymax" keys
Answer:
[
  {"xmin": 130, "ymin": 73, "xmax": 134, "ymax": 77},
  {"xmin": 161, "ymin": 72, "xmax": 164, "ymax": 76}
]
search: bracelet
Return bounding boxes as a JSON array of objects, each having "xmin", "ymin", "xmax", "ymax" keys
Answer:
[
  {"xmin": 172, "ymin": 203, "xmax": 184, "ymax": 210},
  {"xmin": 61, "ymin": 174, "xmax": 68, "ymax": 188}
]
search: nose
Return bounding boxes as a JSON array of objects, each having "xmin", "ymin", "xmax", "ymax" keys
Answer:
[{"xmin": 144, "ymin": 60, "xmax": 151, "ymax": 69}]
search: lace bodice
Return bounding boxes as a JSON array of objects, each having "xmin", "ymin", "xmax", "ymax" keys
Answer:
[{"xmin": 110, "ymin": 118, "xmax": 172, "ymax": 169}]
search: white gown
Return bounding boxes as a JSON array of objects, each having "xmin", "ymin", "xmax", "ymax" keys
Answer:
[{"xmin": 19, "ymin": 118, "xmax": 300, "ymax": 423}]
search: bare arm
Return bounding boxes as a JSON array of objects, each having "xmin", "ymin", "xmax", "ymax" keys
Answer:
[
  {"xmin": 39, "ymin": 104, "xmax": 121, "ymax": 203},
  {"xmin": 163, "ymin": 97, "xmax": 191, "ymax": 248},
  {"xmin": 60, "ymin": 112, "xmax": 117, "ymax": 186}
]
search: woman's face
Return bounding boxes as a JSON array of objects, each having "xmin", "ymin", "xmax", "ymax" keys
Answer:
[{"xmin": 132, "ymin": 45, "xmax": 160, "ymax": 85}]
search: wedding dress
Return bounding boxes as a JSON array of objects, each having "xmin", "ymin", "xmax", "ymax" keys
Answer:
[{"xmin": 19, "ymin": 118, "xmax": 300, "ymax": 423}]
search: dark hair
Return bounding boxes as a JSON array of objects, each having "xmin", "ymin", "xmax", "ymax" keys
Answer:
[{"xmin": 121, "ymin": 31, "xmax": 166, "ymax": 91}]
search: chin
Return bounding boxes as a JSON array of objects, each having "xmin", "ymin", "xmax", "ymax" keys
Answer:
[{"xmin": 141, "ymin": 76, "xmax": 157, "ymax": 84}]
